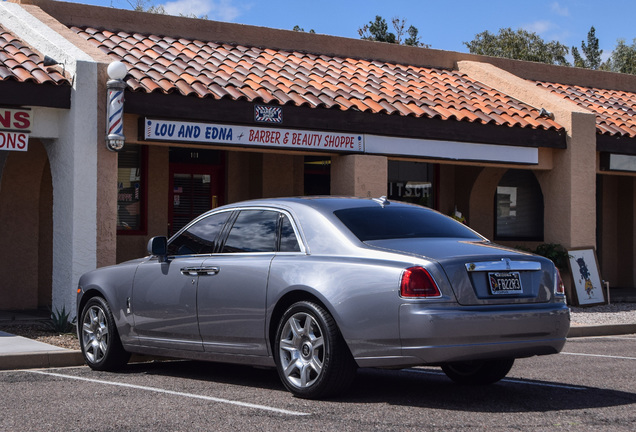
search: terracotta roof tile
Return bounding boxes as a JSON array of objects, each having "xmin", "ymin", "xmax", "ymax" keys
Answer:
[
  {"xmin": 538, "ymin": 81, "xmax": 636, "ymax": 138},
  {"xmin": 0, "ymin": 25, "xmax": 71, "ymax": 86},
  {"xmin": 70, "ymin": 25, "xmax": 563, "ymax": 132}
]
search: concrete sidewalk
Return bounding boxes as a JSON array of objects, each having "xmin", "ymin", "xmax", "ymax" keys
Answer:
[
  {"xmin": 1, "ymin": 323, "xmax": 635, "ymax": 371},
  {"xmin": 0, "ymin": 331, "xmax": 84, "ymax": 370}
]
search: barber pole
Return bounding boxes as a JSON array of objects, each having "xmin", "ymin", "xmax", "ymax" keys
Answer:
[
  {"xmin": 105, "ymin": 61, "xmax": 127, "ymax": 151},
  {"xmin": 108, "ymin": 88, "xmax": 124, "ymax": 137}
]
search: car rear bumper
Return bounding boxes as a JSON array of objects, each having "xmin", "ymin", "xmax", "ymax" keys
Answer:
[{"xmin": 353, "ymin": 303, "xmax": 569, "ymax": 368}]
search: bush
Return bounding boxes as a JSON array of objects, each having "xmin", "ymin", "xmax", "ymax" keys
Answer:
[{"xmin": 45, "ymin": 306, "xmax": 77, "ymax": 334}]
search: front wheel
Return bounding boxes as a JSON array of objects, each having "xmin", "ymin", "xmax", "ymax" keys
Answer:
[
  {"xmin": 441, "ymin": 358, "xmax": 514, "ymax": 385},
  {"xmin": 274, "ymin": 301, "xmax": 357, "ymax": 399},
  {"xmin": 80, "ymin": 296, "xmax": 130, "ymax": 371}
]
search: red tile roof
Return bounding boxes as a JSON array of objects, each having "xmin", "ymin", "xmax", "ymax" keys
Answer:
[
  {"xmin": 537, "ymin": 81, "xmax": 636, "ymax": 138},
  {"xmin": 72, "ymin": 26, "xmax": 563, "ymax": 133},
  {"xmin": 0, "ymin": 25, "xmax": 70, "ymax": 85}
]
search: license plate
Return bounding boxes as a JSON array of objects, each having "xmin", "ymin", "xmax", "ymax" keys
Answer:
[{"xmin": 488, "ymin": 272, "xmax": 522, "ymax": 294}]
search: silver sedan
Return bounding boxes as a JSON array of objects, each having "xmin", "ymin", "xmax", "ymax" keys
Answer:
[{"xmin": 77, "ymin": 197, "xmax": 570, "ymax": 398}]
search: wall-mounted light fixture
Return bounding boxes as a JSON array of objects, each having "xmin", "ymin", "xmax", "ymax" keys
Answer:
[{"xmin": 105, "ymin": 61, "xmax": 127, "ymax": 152}]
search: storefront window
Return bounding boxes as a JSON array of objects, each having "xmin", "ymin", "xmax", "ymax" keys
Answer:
[
  {"xmin": 117, "ymin": 144, "xmax": 145, "ymax": 232},
  {"xmin": 304, "ymin": 156, "xmax": 331, "ymax": 195},
  {"xmin": 495, "ymin": 169, "xmax": 543, "ymax": 241},
  {"xmin": 387, "ymin": 161, "xmax": 435, "ymax": 207}
]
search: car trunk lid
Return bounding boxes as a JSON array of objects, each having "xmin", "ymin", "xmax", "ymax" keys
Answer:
[{"xmin": 365, "ymin": 238, "xmax": 554, "ymax": 305}]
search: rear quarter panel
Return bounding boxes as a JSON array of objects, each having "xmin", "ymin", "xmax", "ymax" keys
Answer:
[{"xmin": 266, "ymin": 254, "xmax": 450, "ymax": 360}]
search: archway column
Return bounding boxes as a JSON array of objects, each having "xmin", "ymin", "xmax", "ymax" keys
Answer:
[
  {"xmin": 458, "ymin": 61, "xmax": 597, "ymax": 249},
  {"xmin": 331, "ymin": 154, "xmax": 387, "ymax": 198}
]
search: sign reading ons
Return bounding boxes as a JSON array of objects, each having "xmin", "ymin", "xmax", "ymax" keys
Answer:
[
  {"xmin": 144, "ymin": 118, "xmax": 364, "ymax": 153},
  {"xmin": 0, "ymin": 108, "xmax": 31, "ymax": 152}
]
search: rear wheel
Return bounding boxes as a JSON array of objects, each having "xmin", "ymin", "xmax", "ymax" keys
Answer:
[
  {"xmin": 80, "ymin": 296, "xmax": 130, "ymax": 371},
  {"xmin": 274, "ymin": 301, "xmax": 357, "ymax": 399},
  {"xmin": 441, "ymin": 358, "xmax": 514, "ymax": 385}
]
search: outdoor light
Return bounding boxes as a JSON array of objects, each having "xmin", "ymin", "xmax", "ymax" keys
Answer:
[{"xmin": 105, "ymin": 61, "xmax": 127, "ymax": 152}]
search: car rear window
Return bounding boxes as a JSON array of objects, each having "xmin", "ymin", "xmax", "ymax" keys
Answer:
[{"xmin": 334, "ymin": 206, "xmax": 483, "ymax": 241}]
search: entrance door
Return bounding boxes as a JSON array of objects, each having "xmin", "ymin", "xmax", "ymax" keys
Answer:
[{"xmin": 169, "ymin": 163, "xmax": 223, "ymax": 235}]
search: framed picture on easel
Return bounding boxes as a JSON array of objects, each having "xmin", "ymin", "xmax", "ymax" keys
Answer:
[{"xmin": 567, "ymin": 247, "xmax": 606, "ymax": 306}]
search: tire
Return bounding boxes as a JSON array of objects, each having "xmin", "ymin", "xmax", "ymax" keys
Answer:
[
  {"xmin": 441, "ymin": 358, "xmax": 514, "ymax": 385},
  {"xmin": 79, "ymin": 296, "xmax": 130, "ymax": 371},
  {"xmin": 274, "ymin": 301, "xmax": 357, "ymax": 399}
]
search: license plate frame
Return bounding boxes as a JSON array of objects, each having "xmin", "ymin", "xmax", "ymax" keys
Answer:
[{"xmin": 488, "ymin": 271, "xmax": 523, "ymax": 295}]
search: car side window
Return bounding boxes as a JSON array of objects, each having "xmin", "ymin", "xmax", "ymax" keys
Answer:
[
  {"xmin": 222, "ymin": 210, "xmax": 278, "ymax": 253},
  {"xmin": 279, "ymin": 214, "xmax": 301, "ymax": 252},
  {"xmin": 167, "ymin": 212, "xmax": 230, "ymax": 256}
]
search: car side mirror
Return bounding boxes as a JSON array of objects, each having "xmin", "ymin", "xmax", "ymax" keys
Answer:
[{"xmin": 147, "ymin": 236, "xmax": 168, "ymax": 262}]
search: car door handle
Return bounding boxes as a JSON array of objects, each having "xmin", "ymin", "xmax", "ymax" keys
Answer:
[
  {"xmin": 180, "ymin": 266, "xmax": 220, "ymax": 276},
  {"xmin": 198, "ymin": 266, "xmax": 220, "ymax": 276}
]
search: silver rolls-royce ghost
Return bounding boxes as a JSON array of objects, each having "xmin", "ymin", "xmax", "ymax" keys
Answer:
[{"xmin": 77, "ymin": 196, "xmax": 570, "ymax": 398}]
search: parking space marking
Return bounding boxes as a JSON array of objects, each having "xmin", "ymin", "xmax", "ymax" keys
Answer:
[
  {"xmin": 561, "ymin": 352, "xmax": 636, "ymax": 361},
  {"xmin": 405, "ymin": 368, "xmax": 587, "ymax": 390},
  {"xmin": 27, "ymin": 370, "xmax": 309, "ymax": 416}
]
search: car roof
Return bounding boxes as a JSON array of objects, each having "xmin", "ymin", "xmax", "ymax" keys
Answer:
[{"xmin": 217, "ymin": 196, "xmax": 409, "ymax": 214}]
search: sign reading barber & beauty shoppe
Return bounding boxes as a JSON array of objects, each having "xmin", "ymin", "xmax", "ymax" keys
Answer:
[
  {"xmin": 0, "ymin": 108, "xmax": 31, "ymax": 152},
  {"xmin": 143, "ymin": 118, "xmax": 364, "ymax": 153}
]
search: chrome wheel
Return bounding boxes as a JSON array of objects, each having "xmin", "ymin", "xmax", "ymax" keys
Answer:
[
  {"xmin": 274, "ymin": 301, "xmax": 357, "ymax": 399},
  {"xmin": 79, "ymin": 297, "xmax": 130, "ymax": 371},
  {"xmin": 82, "ymin": 304, "xmax": 109, "ymax": 364},
  {"xmin": 279, "ymin": 311, "xmax": 325, "ymax": 389}
]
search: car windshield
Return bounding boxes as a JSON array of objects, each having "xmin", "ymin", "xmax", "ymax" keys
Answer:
[{"xmin": 334, "ymin": 206, "xmax": 483, "ymax": 242}]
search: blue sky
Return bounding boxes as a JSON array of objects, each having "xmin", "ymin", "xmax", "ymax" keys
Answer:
[{"xmin": 65, "ymin": 0, "xmax": 633, "ymax": 61}]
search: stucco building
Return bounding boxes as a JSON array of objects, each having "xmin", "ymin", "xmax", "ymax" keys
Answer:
[{"xmin": 1, "ymin": 0, "xmax": 635, "ymax": 313}]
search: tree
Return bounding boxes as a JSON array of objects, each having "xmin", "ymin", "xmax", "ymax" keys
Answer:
[
  {"xmin": 293, "ymin": 25, "xmax": 315, "ymax": 34},
  {"xmin": 572, "ymin": 26, "xmax": 602, "ymax": 69},
  {"xmin": 464, "ymin": 28, "xmax": 570, "ymax": 66},
  {"xmin": 603, "ymin": 38, "xmax": 636, "ymax": 74},
  {"xmin": 359, "ymin": 15, "xmax": 396, "ymax": 43},
  {"xmin": 358, "ymin": 16, "xmax": 429, "ymax": 47}
]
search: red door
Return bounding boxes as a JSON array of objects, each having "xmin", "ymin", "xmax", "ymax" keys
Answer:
[{"xmin": 169, "ymin": 163, "xmax": 224, "ymax": 236}]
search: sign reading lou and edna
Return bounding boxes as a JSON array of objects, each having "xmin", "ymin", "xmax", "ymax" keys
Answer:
[
  {"xmin": 143, "ymin": 118, "xmax": 364, "ymax": 153},
  {"xmin": 0, "ymin": 108, "xmax": 31, "ymax": 152}
]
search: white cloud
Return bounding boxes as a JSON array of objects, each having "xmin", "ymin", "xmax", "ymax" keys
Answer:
[
  {"xmin": 525, "ymin": 20, "xmax": 555, "ymax": 34},
  {"xmin": 160, "ymin": 0, "xmax": 246, "ymax": 21},
  {"xmin": 550, "ymin": 2, "xmax": 569, "ymax": 17}
]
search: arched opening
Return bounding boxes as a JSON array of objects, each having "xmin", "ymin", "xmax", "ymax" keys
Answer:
[
  {"xmin": 0, "ymin": 140, "xmax": 53, "ymax": 310},
  {"xmin": 494, "ymin": 169, "xmax": 544, "ymax": 241}
]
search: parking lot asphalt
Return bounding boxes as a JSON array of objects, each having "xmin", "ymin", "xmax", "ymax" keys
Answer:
[{"xmin": 1, "ymin": 319, "xmax": 635, "ymax": 371}]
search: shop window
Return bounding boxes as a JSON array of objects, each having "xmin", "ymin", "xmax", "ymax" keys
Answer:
[
  {"xmin": 495, "ymin": 169, "xmax": 544, "ymax": 241},
  {"xmin": 304, "ymin": 156, "xmax": 330, "ymax": 195},
  {"xmin": 387, "ymin": 161, "xmax": 435, "ymax": 207},
  {"xmin": 117, "ymin": 144, "xmax": 146, "ymax": 233}
]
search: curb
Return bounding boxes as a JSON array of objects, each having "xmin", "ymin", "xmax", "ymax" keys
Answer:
[
  {"xmin": 0, "ymin": 350, "xmax": 84, "ymax": 371},
  {"xmin": 567, "ymin": 323, "xmax": 636, "ymax": 338}
]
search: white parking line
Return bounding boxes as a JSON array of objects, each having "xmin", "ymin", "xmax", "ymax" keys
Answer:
[
  {"xmin": 404, "ymin": 368, "xmax": 587, "ymax": 390},
  {"xmin": 561, "ymin": 352, "xmax": 636, "ymax": 361},
  {"xmin": 27, "ymin": 370, "xmax": 309, "ymax": 416}
]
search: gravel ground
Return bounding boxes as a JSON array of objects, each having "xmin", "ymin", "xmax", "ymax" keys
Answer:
[
  {"xmin": 569, "ymin": 302, "xmax": 636, "ymax": 326},
  {"xmin": 0, "ymin": 303, "xmax": 634, "ymax": 351}
]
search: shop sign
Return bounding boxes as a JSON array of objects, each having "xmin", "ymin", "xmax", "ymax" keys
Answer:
[
  {"xmin": 0, "ymin": 108, "xmax": 31, "ymax": 152},
  {"xmin": 143, "ymin": 118, "xmax": 364, "ymax": 153}
]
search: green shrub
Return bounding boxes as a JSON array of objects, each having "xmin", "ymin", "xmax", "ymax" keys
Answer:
[{"xmin": 45, "ymin": 306, "xmax": 77, "ymax": 334}]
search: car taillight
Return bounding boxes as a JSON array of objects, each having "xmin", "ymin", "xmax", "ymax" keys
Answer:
[
  {"xmin": 555, "ymin": 269, "xmax": 566, "ymax": 296},
  {"xmin": 400, "ymin": 266, "xmax": 441, "ymax": 298}
]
